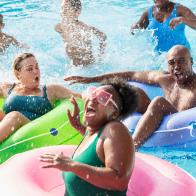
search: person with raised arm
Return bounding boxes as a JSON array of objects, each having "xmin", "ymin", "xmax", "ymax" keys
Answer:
[
  {"xmin": 0, "ymin": 52, "xmax": 81, "ymax": 142},
  {"xmin": 40, "ymin": 78, "xmax": 137, "ymax": 195},
  {"xmin": 55, "ymin": 0, "xmax": 106, "ymax": 66},
  {"xmin": 131, "ymin": 1, "xmax": 196, "ymax": 52},
  {"xmin": 64, "ymin": 45, "xmax": 196, "ymax": 148}
]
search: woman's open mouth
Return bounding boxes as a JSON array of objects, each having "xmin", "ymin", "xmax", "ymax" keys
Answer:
[
  {"xmin": 85, "ymin": 106, "xmax": 96, "ymax": 117},
  {"xmin": 34, "ymin": 76, "xmax": 39, "ymax": 83}
]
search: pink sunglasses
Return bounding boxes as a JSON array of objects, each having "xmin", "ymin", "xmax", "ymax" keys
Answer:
[{"xmin": 84, "ymin": 86, "xmax": 118, "ymax": 109}]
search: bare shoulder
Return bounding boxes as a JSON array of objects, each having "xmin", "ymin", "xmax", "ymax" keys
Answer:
[
  {"xmin": 177, "ymin": 4, "xmax": 188, "ymax": 12},
  {"xmin": 177, "ymin": 4, "xmax": 193, "ymax": 15},
  {"xmin": 45, "ymin": 84, "xmax": 60, "ymax": 94},
  {"xmin": 143, "ymin": 8, "xmax": 149, "ymax": 17},
  {"xmin": 46, "ymin": 84, "xmax": 58, "ymax": 89},
  {"xmin": 103, "ymin": 121, "xmax": 131, "ymax": 140}
]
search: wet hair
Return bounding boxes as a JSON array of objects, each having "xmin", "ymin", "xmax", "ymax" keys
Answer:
[
  {"xmin": 12, "ymin": 53, "xmax": 35, "ymax": 75},
  {"xmin": 69, "ymin": 0, "xmax": 81, "ymax": 12},
  {"xmin": 101, "ymin": 77, "xmax": 138, "ymax": 117}
]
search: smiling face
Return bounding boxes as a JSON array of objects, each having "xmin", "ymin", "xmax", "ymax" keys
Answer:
[
  {"xmin": 14, "ymin": 56, "xmax": 40, "ymax": 89},
  {"xmin": 167, "ymin": 46, "xmax": 193, "ymax": 85},
  {"xmin": 84, "ymin": 86, "xmax": 120, "ymax": 130}
]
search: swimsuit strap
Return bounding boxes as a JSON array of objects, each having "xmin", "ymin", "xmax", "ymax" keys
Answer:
[
  {"xmin": 7, "ymin": 83, "xmax": 16, "ymax": 95},
  {"xmin": 173, "ymin": 3, "xmax": 178, "ymax": 17},
  {"xmin": 97, "ymin": 127, "xmax": 104, "ymax": 137},
  {"xmin": 148, "ymin": 3, "xmax": 178, "ymax": 21},
  {"xmin": 148, "ymin": 6, "xmax": 153, "ymax": 20},
  {"xmin": 43, "ymin": 85, "xmax": 48, "ymax": 98},
  {"xmin": 169, "ymin": 3, "xmax": 178, "ymax": 18}
]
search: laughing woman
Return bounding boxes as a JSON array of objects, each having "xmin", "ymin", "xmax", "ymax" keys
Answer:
[
  {"xmin": 40, "ymin": 79, "xmax": 138, "ymax": 196},
  {"xmin": 0, "ymin": 52, "xmax": 81, "ymax": 142}
]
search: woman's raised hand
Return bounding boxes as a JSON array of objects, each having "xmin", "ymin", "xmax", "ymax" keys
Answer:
[{"xmin": 67, "ymin": 97, "xmax": 86, "ymax": 135}]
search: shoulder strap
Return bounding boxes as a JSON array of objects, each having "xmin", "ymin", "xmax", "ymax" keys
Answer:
[
  {"xmin": 97, "ymin": 127, "xmax": 104, "ymax": 138},
  {"xmin": 171, "ymin": 3, "xmax": 178, "ymax": 17},
  {"xmin": 148, "ymin": 6, "xmax": 153, "ymax": 20},
  {"xmin": 43, "ymin": 85, "xmax": 48, "ymax": 98},
  {"xmin": 7, "ymin": 83, "xmax": 16, "ymax": 95}
]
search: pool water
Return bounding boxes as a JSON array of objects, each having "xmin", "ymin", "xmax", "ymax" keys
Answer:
[{"xmin": 0, "ymin": 0, "xmax": 196, "ymax": 177}]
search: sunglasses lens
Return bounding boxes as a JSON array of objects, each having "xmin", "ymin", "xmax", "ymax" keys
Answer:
[{"xmin": 96, "ymin": 91, "xmax": 112, "ymax": 106}]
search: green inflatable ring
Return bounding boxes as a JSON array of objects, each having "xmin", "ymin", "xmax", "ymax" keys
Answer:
[{"xmin": 0, "ymin": 98, "xmax": 84, "ymax": 164}]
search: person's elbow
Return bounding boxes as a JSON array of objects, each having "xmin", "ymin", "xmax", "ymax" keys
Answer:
[{"xmin": 113, "ymin": 175, "xmax": 130, "ymax": 191}]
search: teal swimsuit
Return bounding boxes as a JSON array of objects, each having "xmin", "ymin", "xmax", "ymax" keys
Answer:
[
  {"xmin": 3, "ymin": 84, "xmax": 53, "ymax": 120},
  {"xmin": 147, "ymin": 3, "xmax": 190, "ymax": 52},
  {"xmin": 63, "ymin": 129, "xmax": 126, "ymax": 196}
]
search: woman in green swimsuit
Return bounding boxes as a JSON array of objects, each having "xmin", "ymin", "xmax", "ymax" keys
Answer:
[
  {"xmin": 0, "ymin": 52, "xmax": 81, "ymax": 142},
  {"xmin": 40, "ymin": 78, "xmax": 137, "ymax": 196}
]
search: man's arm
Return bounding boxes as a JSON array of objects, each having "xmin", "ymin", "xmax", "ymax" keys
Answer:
[{"xmin": 64, "ymin": 70, "xmax": 165, "ymax": 86}]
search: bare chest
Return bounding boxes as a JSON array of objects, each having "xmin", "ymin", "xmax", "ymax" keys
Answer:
[{"xmin": 165, "ymin": 87, "xmax": 196, "ymax": 111}]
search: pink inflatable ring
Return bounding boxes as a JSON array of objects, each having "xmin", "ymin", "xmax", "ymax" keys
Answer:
[{"xmin": 0, "ymin": 145, "xmax": 195, "ymax": 196}]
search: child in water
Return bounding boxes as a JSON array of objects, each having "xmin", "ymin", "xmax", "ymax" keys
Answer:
[
  {"xmin": 55, "ymin": 0, "xmax": 107, "ymax": 66},
  {"xmin": 0, "ymin": 14, "xmax": 27, "ymax": 52}
]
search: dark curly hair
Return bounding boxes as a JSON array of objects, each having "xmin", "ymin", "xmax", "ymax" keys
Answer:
[{"xmin": 101, "ymin": 77, "xmax": 138, "ymax": 117}]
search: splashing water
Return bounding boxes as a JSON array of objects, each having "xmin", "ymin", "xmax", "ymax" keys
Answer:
[{"xmin": 0, "ymin": 0, "xmax": 195, "ymax": 177}]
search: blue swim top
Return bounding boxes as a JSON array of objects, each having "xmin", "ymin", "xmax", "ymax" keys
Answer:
[
  {"xmin": 3, "ymin": 84, "xmax": 53, "ymax": 120},
  {"xmin": 147, "ymin": 3, "xmax": 190, "ymax": 52}
]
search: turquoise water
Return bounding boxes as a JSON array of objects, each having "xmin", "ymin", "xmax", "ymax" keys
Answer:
[{"xmin": 0, "ymin": 0, "xmax": 195, "ymax": 177}]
